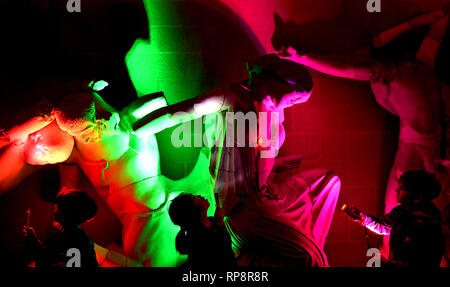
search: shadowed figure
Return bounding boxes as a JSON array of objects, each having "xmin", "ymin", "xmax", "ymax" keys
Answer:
[
  {"xmin": 344, "ymin": 171, "xmax": 445, "ymax": 267},
  {"xmin": 23, "ymin": 191, "xmax": 99, "ymax": 268},
  {"xmin": 169, "ymin": 194, "xmax": 237, "ymax": 268}
]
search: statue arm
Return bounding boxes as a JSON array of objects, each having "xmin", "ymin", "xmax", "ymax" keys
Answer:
[
  {"xmin": 416, "ymin": 15, "xmax": 449, "ymax": 67},
  {"xmin": 91, "ymin": 91, "xmax": 119, "ymax": 115},
  {"xmin": 372, "ymin": 10, "xmax": 446, "ymax": 48},
  {"xmin": 279, "ymin": 47, "xmax": 371, "ymax": 81},
  {"xmin": 131, "ymin": 87, "xmax": 226, "ymax": 137}
]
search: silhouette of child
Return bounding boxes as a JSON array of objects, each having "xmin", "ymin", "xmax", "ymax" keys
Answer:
[
  {"xmin": 23, "ymin": 191, "xmax": 99, "ymax": 267},
  {"xmin": 169, "ymin": 194, "xmax": 237, "ymax": 268}
]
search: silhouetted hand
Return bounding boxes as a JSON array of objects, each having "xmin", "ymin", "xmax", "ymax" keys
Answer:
[
  {"xmin": 343, "ymin": 204, "xmax": 365, "ymax": 224},
  {"xmin": 22, "ymin": 225, "xmax": 37, "ymax": 239}
]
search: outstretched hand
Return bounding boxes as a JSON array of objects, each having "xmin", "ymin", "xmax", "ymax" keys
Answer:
[
  {"xmin": 277, "ymin": 46, "xmax": 297, "ymax": 59},
  {"xmin": 276, "ymin": 46, "xmax": 308, "ymax": 66}
]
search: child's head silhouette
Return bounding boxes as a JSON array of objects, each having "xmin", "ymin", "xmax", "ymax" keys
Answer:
[{"xmin": 54, "ymin": 191, "xmax": 97, "ymax": 227}]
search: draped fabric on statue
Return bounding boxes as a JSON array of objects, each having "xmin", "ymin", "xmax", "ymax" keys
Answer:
[{"xmin": 209, "ymin": 84, "xmax": 340, "ymax": 267}]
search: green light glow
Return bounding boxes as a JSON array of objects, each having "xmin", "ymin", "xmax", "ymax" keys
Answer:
[
  {"xmin": 132, "ymin": 137, "xmax": 156, "ymax": 171},
  {"xmin": 121, "ymin": 0, "xmax": 227, "ymax": 265},
  {"xmin": 125, "ymin": 38, "xmax": 160, "ymax": 97},
  {"xmin": 88, "ymin": 80, "xmax": 109, "ymax": 92},
  {"xmin": 126, "ymin": 0, "xmax": 204, "ymax": 102}
]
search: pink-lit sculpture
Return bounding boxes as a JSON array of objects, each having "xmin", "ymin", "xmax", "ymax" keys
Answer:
[{"xmin": 274, "ymin": 8, "xmax": 449, "ymax": 257}]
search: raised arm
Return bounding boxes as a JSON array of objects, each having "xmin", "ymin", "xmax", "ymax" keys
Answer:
[
  {"xmin": 416, "ymin": 14, "xmax": 449, "ymax": 68},
  {"xmin": 372, "ymin": 10, "xmax": 446, "ymax": 48},
  {"xmin": 278, "ymin": 47, "xmax": 371, "ymax": 81},
  {"xmin": 132, "ymin": 87, "xmax": 226, "ymax": 137},
  {"xmin": 343, "ymin": 205, "xmax": 392, "ymax": 235}
]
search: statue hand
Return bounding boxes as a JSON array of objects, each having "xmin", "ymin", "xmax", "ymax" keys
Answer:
[
  {"xmin": 277, "ymin": 46, "xmax": 307, "ymax": 65},
  {"xmin": 277, "ymin": 46, "xmax": 294, "ymax": 58}
]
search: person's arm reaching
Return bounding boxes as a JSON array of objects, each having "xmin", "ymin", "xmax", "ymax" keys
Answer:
[
  {"xmin": 343, "ymin": 205, "xmax": 392, "ymax": 235},
  {"xmin": 360, "ymin": 213, "xmax": 392, "ymax": 235},
  {"xmin": 278, "ymin": 47, "xmax": 371, "ymax": 81}
]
